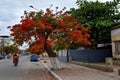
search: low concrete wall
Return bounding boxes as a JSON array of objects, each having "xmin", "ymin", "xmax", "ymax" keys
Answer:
[
  {"xmin": 70, "ymin": 61, "xmax": 114, "ymax": 72},
  {"xmin": 113, "ymin": 60, "xmax": 120, "ymax": 66}
]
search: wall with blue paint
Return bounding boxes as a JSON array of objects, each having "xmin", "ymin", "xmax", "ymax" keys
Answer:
[{"xmin": 70, "ymin": 49, "xmax": 112, "ymax": 62}]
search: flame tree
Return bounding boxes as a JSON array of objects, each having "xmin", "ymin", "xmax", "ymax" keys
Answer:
[{"xmin": 8, "ymin": 7, "xmax": 91, "ymax": 70}]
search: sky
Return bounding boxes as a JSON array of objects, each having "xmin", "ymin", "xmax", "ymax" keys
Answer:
[
  {"xmin": 0, "ymin": 0, "xmax": 78, "ymax": 36},
  {"xmin": 0, "ymin": 0, "xmax": 112, "ymax": 49},
  {"xmin": 0, "ymin": 0, "xmax": 113, "ymax": 36}
]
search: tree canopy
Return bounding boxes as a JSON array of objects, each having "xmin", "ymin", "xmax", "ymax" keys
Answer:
[
  {"xmin": 8, "ymin": 7, "xmax": 91, "ymax": 57},
  {"xmin": 67, "ymin": 0, "xmax": 120, "ymax": 48},
  {"xmin": 3, "ymin": 45, "xmax": 19, "ymax": 54}
]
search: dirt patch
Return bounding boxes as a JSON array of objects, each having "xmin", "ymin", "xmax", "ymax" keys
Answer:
[
  {"xmin": 49, "ymin": 72, "xmax": 56, "ymax": 80},
  {"xmin": 51, "ymin": 67, "xmax": 72, "ymax": 72},
  {"xmin": 59, "ymin": 67, "xmax": 71, "ymax": 70},
  {"xmin": 47, "ymin": 71, "xmax": 56, "ymax": 80}
]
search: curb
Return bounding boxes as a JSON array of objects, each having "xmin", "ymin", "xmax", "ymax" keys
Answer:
[{"xmin": 42, "ymin": 63, "xmax": 62, "ymax": 80}]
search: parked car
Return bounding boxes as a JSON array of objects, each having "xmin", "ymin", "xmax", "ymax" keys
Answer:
[
  {"xmin": 6, "ymin": 55, "xmax": 11, "ymax": 59},
  {"xmin": 30, "ymin": 54, "xmax": 38, "ymax": 62},
  {"xmin": 0, "ymin": 56, "xmax": 2, "ymax": 60},
  {"xmin": 0, "ymin": 55, "xmax": 5, "ymax": 59}
]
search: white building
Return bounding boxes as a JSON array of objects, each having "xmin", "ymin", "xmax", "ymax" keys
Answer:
[{"xmin": 0, "ymin": 36, "xmax": 13, "ymax": 54}]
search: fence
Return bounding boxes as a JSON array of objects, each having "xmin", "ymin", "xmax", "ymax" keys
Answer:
[{"xmin": 58, "ymin": 49, "xmax": 112, "ymax": 62}]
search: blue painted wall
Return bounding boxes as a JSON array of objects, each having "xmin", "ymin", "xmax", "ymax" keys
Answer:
[{"xmin": 70, "ymin": 49, "xmax": 112, "ymax": 62}]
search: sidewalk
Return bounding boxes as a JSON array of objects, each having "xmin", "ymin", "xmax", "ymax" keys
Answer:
[{"xmin": 41, "ymin": 59, "xmax": 120, "ymax": 80}]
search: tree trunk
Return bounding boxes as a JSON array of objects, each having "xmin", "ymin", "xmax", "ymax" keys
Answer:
[
  {"xmin": 44, "ymin": 44, "xmax": 61, "ymax": 70},
  {"xmin": 49, "ymin": 57, "xmax": 61, "ymax": 70}
]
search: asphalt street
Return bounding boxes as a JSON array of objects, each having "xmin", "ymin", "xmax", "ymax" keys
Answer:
[{"xmin": 0, "ymin": 55, "xmax": 49, "ymax": 80}]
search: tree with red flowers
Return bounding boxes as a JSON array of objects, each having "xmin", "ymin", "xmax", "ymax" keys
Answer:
[
  {"xmin": 8, "ymin": 7, "xmax": 91, "ymax": 70},
  {"xmin": 27, "ymin": 40, "xmax": 45, "ymax": 54}
]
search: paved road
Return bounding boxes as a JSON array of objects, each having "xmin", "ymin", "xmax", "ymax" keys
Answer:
[{"xmin": 0, "ymin": 56, "xmax": 49, "ymax": 80}]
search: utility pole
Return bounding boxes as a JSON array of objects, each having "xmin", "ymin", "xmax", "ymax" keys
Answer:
[
  {"xmin": 67, "ymin": 49, "xmax": 69, "ymax": 62},
  {"xmin": 1, "ymin": 38, "xmax": 4, "ymax": 55}
]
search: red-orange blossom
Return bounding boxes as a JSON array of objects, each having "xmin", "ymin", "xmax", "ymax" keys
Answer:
[{"xmin": 8, "ymin": 7, "xmax": 91, "ymax": 57}]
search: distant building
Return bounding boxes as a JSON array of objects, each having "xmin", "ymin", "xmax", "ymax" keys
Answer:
[
  {"xmin": 111, "ymin": 25, "xmax": 120, "ymax": 59},
  {"xmin": 0, "ymin": 36, "xmax": 13, "ymax": 54}
]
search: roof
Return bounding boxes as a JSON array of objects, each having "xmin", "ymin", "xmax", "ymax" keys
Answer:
[
  {"xmin": 111, "ymin": 25, "xmax": 120, "ymax": 30},
  {"xmin": 0, "ymin": 36, "xmax": 10, "ymax": 38}
]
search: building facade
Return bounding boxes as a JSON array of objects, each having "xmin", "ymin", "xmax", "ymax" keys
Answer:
[{"xmin": 111, "ymin": 25, "xmax": 120, "ymax": 59}]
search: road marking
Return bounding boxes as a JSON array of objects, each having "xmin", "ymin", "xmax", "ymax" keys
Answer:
[{"xmin": 42, "ymin": 62, "xmax": 63, "ymax": 80}]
